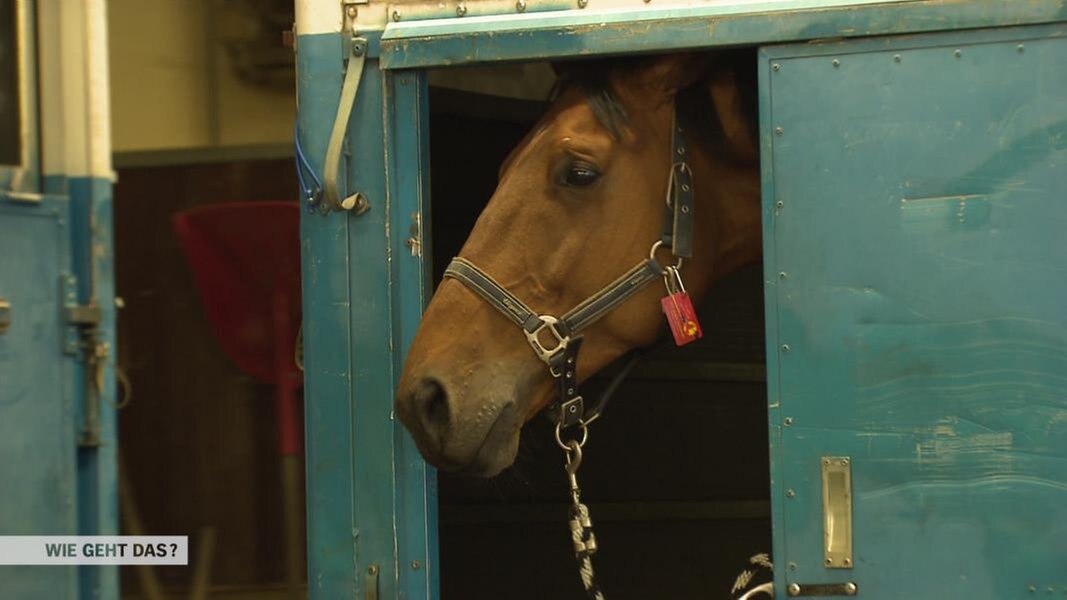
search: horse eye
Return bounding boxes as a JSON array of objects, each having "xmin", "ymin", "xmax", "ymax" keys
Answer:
[{"xmin": 562, "ymin": 164, "xmax": 601, "ymax": 187}]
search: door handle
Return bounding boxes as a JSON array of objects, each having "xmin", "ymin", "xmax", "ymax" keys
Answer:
[
  {"xmin": 322, "ymin": 37, "xmax": 370, "ymax": 213},
  {"xmin": 365, "ymin": 564, "xmax": 379, "ymax": 600},
  {"xmin": 0, "ymin": 297, "xmax": 10, "ymax": 334}
]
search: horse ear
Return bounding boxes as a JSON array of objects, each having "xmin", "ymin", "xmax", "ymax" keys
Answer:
[{"xmin": 631, "ymin": 53, "xmax": 709, "ymax": 98}]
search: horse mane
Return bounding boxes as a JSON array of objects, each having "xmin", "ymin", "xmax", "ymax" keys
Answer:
[
  {"xmin": 549, "ymin": 58, "xmax": 633, "ymax": 138},
  {"xmin": 550, "ymin": 52, "xmax": 758, "ymax": 162}
]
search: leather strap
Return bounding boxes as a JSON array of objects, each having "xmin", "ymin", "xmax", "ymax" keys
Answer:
[
  {"xmin": 444, "ymin": 255, "xmax": 663, "ymax": 428},
  {"xmin": 443, "ymin": 257, "xmax": 542, "ymax": 332},
  {"xmin": 549, "ymin": 338, "xmax": 585, "ymax": 427},
  {"xmin": 661, "ymin": 116, "xmax": 695, "ymax": 258},
  {"xmin": 440, "ymin": 104, "xmax": 695, "ymax": 428},
  {"xmin": 559, "ymin": 259, "xmax": 665, "ymax": 336}
]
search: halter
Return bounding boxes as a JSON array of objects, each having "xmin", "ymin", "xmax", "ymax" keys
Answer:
[
  {"xmin": 443, "ymin": 108, "xmax": 696, "ymax": 600},
  {"xmin": 442, "ymin": 109, "xmax": 695, "ymax": 435}
]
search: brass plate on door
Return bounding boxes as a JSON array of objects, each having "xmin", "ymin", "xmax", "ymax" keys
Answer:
[
  {"xmin": 822, "ymin": 456, "xmax": 853, "ymax": 568},
  {"xmin": 0, "ymin": 297, "xmax": 11, "ymax": 334}
]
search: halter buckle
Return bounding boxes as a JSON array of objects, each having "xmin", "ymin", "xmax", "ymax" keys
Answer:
[
  {"xmin": 525, "ymin": 315, "xmax": 570, "ymax": 372},
  {"xmin": 649, "ymin": 240, "xmax": 684, "ymax": 271}
]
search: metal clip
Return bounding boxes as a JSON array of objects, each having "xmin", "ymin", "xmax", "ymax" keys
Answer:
[
  {"xmin": 663, "ymin": 265, "xmax": 687, "ymax": 296},
  {"xmin": 564, "ymin": 440, "xmax": 583, "ymax": 474}
]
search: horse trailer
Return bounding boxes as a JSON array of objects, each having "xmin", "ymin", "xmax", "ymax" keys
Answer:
[{"xmin": 294, "ymin": 1, "xmax": 1067, "ymax": 599}]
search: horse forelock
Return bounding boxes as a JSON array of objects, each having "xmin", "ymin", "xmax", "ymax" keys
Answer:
[{"xmin": 550, "ymin": 56, "xmax": 744, "ymax": 154}]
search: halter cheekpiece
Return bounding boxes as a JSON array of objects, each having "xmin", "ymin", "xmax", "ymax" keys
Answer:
[{"xmin": 442, "ymin": 108, "xmax": 696, "ymax": 434}]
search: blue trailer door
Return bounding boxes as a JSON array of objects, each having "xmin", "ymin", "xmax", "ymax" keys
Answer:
[
  {"xmin": 0, "ymin": 2, "xmax": 76, "ymax": 597},
  {"xmin": 0, "ymin": 192, "xmax": 78, "ymax": 599},
  {"xmin": 295, "ymin": 3, "xmax": 437, "ymax": 598},
  {"xmin": 761, "ymin": 23, "xmax": 1067, "ymax": 599},
  {"xmin": 0, "ymin": 2, "xmax": 118, "ymax": 597}
]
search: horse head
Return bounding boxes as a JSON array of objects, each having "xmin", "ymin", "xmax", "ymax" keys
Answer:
[{"xmin": 397, "ymin": 53, "xmax": 762, "ymax": 476}]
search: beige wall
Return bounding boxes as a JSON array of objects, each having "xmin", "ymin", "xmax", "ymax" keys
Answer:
[{"xmin": 108, "ymin": 0, "xmax": 295, "ymax": 152}]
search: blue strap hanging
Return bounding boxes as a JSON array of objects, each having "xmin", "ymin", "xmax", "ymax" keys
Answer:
[{"xmin": 294, "ymin": 123, "xmax": 323, "ymax": 213}]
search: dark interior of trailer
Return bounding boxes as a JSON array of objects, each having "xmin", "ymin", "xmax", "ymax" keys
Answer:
[
  {"xmin": 112, "ymin": 57, "xmax": 769, "ymax": 599},
  {"xmin": 428, "ymin": 62, "xmax": 770, "ymax": 600}
]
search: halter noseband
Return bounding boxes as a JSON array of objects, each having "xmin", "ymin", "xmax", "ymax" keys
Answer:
[{"xmin": 442, "ymin": 110, "xmax": 695, "ymax": 434}]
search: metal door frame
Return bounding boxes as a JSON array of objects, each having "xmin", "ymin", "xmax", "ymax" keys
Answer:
[{"xmin": 296, "ymin": 9, "xmax": 437, "ymax": 597}]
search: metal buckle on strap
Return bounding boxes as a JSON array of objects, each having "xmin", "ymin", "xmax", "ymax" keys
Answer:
[
  {"xmin": 556, "ymin": 396, "xmax": 586, "ymax": 428},
  {"xmin": 649, "ymin": 240, "xmax": 684, "ymax": 271},
  {"xmin": 524, "ymin": 315, "xmax": 570, "ymax": 373}
]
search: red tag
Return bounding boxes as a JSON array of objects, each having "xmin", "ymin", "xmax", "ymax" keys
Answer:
[{"xmin": 661, "ymin": 292, "xmax": 703, "ymax": 346}]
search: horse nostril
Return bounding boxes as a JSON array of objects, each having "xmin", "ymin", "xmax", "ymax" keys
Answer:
[{"xmin": 412, "ymin": 377, "xmax": 451, "ymax": 435}]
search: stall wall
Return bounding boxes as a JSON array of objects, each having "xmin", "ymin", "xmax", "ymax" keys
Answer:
[{"xmin": 108, "ymin": 0, "xmax": 295, "ymax": 151}]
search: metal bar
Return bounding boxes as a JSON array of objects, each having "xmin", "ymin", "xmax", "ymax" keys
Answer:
[
  {"xmin": 440, "ymin": 500, "xmax": 770, "ymax": 524},
  {"xmin": 621, "ymin": 360, "xmax": 766, "ymax": 383},
  {"xmin": 387, "ymin": 69, "xmax": 439, "ymax": 600},
  {"xmin": 389, "ymin": 0, "xmax": 572, "ymax": 23},
  {"xmin": 787, "ymin": 582, "xmax": 858, "ymax": 597},
  {"xmin": 380, "ymin": 0, "xmax": 1067, "ymax": 69}
]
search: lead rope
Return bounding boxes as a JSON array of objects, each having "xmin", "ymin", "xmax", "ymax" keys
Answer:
[
  {"xmin": 551, "ymin": 113, "xmax": 694, "ymax": 600},
  {"xmin": 561, "ymin": 438, "xmax": 606, "ymax": 600},
  {"xmin": 444, "ymin": 109, "xmax": 696, "ymax": 599}
]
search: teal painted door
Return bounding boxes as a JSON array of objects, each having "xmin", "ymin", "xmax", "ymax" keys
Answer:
[
  {"xmin": 761, "ymin": 23, "xmax": 1067, "ymax": 598},
  {"xmin": 0, "ymin": 197, "xmax": 78, "ymax": 599},
  {"xmin": 0, "ymin": 2, "xmax": 117, "ymax": 597},
  {"xmin": 295, "ymin": 22, "xmax": 437, "ymax": 598},
  {"xmin": 0, "ymin": 3, "xmax": 75, "ymax": 597}
]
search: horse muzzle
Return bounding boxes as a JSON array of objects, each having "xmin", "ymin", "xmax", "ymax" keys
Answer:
[{"xmin": 396, "ymin": 372, "xmax": 523, "ymax": 477}]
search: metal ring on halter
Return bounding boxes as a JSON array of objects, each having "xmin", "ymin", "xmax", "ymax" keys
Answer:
[
  {"xmin": 649, "ymin": 240, "xmax": 684, "ymax": 271},
  {"xmin": 525, "ymin": 315, "xmax": 569, "ymax": 367},
  {"xmin": 555, "ymin": 420, "xmax": 589, "ymax": 451}
]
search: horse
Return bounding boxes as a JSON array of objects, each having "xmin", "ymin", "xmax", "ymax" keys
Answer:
[{"xmin": 396, "ymin": 52, "xmax": 763, "ymax": 479}]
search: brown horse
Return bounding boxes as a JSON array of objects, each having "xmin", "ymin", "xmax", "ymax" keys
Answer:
[{"xmin": 396, "ymin": 53, "xmax": 763, "ymax": 477}]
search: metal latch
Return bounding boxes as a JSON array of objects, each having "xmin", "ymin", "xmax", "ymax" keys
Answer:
[
  {"xmin": 365, "ymin": 564, "xmax": 379, "ymax": 600},
  {"xmin": 66, "ymin": 303, "xmax": 102, "ymax": 327},
  {"xmin": 60, "ymin": 274, "xmax": 99, "ymax": 355},
  {"xmin": 787, "ymin": 582, "xmax": 858, "ymax": 597},
  {"xmin": 0, "ymin": 297, "xmax": 10, "ymax": 334},
  {"xmin": 60, "ymin": 274, "xmax": 107, "ymax": 446}
]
